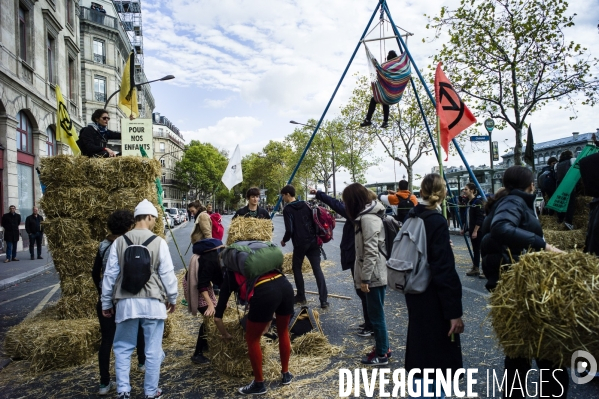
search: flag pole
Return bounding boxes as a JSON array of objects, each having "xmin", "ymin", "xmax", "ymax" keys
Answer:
[{"xmin": 436, "ymin": 116, "xmax": 447, "ymax": 218}]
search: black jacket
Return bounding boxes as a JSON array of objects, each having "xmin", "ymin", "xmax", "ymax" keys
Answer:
[
  {"xmin": 282, "ymin": 200, "xmax": 316, "ymax": 247},
  {"xmin": 585, "ymin": 198, "xmax": 599, "ymax": 256},
  {"xmin": 196, "ymin": 250, "xmax": 224, "ymax": 291},
  {"xmin": 25, "ymin": 214, "xmax": 44, "ymax": 235},
  {"xmin": 1, "ymin": 212, "xmax": 21, "ymax": 242},
  {"xmin": 481, "ymin": 190, "xmax": 545, "ymax": 291},
  {"xmin": 405, "ymin": 205, "xmax": 463, "ymax": 375},
  {"xmin": 466, "ymin": 197, "xmax": 485, "ymax": 235},
  {"xmin": 315, "ymin": 191, "xmax": 354, "ymax": 270},
  {"xmin": 77, "ymin": 125, "xmax": 121, "ymax": 157},
  {"xmin": 233, "ymin": 205, "xmax": 270, "ymax": 219},
  {"xmin": 555, "ymin": 158, "xmax": 572, "ymax": 184}
]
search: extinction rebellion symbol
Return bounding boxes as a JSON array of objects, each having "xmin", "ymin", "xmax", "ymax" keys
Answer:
[
  {"xmin": 438, "ymin": 81, "xmax": 466, "ymax": 130},
  {"xmin": 58, "ymin": 102, "xmax": 73, "ymax": 137}
]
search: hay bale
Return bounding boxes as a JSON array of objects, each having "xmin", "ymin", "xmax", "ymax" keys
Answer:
[
  {"xmin": 43, "ymin": 218, "xmax": 92, "ymax": 248},
  {"xmin": 543, "ymin": 229, "xmax": 586, "ymax": 251},
  {"xmin": 40, "ymin": 187, "xmax": 108, "ymax": 220},
  {"xmin": 490, "ymin": 251, "xmax": 599, "ymax": 366},
  {"xmin": 38, "ymin": 155, "xmax": 89, "ymax": 188},
  {"xmin": 226, "ymin": 217, "xmax": 274, "ymax": 245},
  {"xmin": 282, "ymin": 252, "xmax": 313, "ymax": 274},
  {"xmin": 291, "ymin": 331, "xmax": 338, "ymax": 357},
  {"xmin": 83, "ymin": 156, "xmax": 162, "ymax": 190}
]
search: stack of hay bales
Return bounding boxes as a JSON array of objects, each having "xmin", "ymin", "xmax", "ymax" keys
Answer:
[
  {"xmin": 225, "ymin": 217, "xmax": 273, "ymax": 245},
  {"xmin": 490, "ymin": 251, "xmax": 599, "ymax": 366},
  {"xmin": 3, "ymin": 155, "xmax": 163, "ymax": 371},
  {"xmin": 541, "ymin": 196, "xmax": 591, "ymax": 250}
]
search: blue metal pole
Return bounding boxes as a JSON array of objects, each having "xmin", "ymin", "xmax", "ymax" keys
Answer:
[
  {"xmin": 382, "ymin": 2, "xmax": 487, "ymax": 201},
  {"xmin": 270, "ymin": 0, "xmax": 384, "ymax": 218}
]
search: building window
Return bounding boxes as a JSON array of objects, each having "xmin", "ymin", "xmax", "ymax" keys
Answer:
[
  {"xmin": 160, "ymin": 159, "xmax": 165, "ymax": 167},
  {"xmin": 159, "ymin": 142, "xmax": 165, "ymax": 152},
  {"xmin": 16, "ymin": 111, "xmax": 32, "ymax": 153},
  {"xmin": 46, "ymin": 127, "xmax": 57, "ymax": 156},
  {"xmin": 66, "ymin": 0, "xmax": 74, "ymax": 27},
  {"xmin": 94, "ymin": 76, "xmax": 106, "ymax": 102},
  {"xmin": 93, "ymin": 39, "xmax": 105, "ymax": 64},
  {"xmin": 47, "ymin": 35, "xmax": 56, "ymax": 83},
  {"xmin": 68, "ymin": 57, "xmax": 76, "ymax": 100},
  {"xmin": 17, "ymin": 164, "xmax": 34, "ymax": 221},
  {"xmin": 19, "ymin": 7, "xmax": 28, "ymax": 61},
  {"xmin": 575, "ymin": 147, "xmax": 582, "ymax": 157}
]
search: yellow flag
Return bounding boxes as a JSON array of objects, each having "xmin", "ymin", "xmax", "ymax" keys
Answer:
[
  {"xmin": 118, "ymin": 51, "xmax": 139, "ymax": 119},
  {"xmin": 55, "ymin": 85, "xmax": 81, "ymax": 155}
]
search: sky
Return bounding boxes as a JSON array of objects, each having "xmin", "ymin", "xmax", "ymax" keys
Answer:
[{"xmin": 140, "ymin": 0, "xmax": 599, "ymax": 190}]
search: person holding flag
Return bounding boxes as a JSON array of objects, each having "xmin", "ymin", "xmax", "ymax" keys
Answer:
[{"xmin": 77, "ymin": 109, "xmax": 121, "ymax": 157}]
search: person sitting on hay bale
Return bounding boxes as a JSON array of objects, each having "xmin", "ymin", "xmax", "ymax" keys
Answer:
[
  {"xmin": 213, "ymin": 268, "xmax": 294, "ymax": 395},
  {"xmin": 234, "ymin": 187, "xmax": 270, "ymax": 219},
  {"xmin": 480, "ymin": 166, "xmax": 567, "ymax": 398},
  {"xmin": 101, "ymin": 200, "xmax": 178, "ymax": 399},
  {"xmin": 91, "ymin": 210, "xmax": 146, "ymax": 396},
  {"xmin": 77, "ymin": 109, "xmax": 121, "ymax": 158},
  {"xmin": 183, "ymin": 238, "xmax": 223, "ymax": 364}
]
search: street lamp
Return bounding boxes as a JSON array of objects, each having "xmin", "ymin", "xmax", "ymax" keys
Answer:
[
  {"xmin": 290, "ymin": 120, "xmax": 336, "ymax": 198},
  {"xmin": 104, "ymin": 75, "xmax": 175, "ymax": 109}
]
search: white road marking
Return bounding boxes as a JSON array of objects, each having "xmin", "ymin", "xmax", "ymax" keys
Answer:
[
  {"xmin": 24, "ymin": 283, "xmax": 60, "ymax": 320},
  {"xmin": 462, "ymin": 285, "xmax": 490, "ymax": 298},
  {"xmin": 0, "ymin": 285, "xmax": 56, "ymax": 305}
]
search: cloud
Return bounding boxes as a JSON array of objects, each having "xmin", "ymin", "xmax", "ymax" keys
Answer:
[
  {"xmin": 203, "ymin": 98, "xmax": 233, "ymax": 108},
  {"xmin": 181, "ymin": 116, "xmax": 263, "ymax": 152}
]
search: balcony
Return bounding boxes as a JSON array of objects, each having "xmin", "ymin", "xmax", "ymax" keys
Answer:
[
  {"xmin": 94, "ymin": 92, "xmax": 106, "ymax": 102},
  {"xmin": 93, "ymin": 53, "xmax": 106, "ymax": 64},
  {"xmin": 80, "ymin": 7, "xmax": 119, "ymax": 29}
]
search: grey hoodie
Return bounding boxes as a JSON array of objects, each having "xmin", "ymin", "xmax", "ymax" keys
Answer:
[{"xmin": 353, "ymin": 201, "xmax": 387, "ymax": 289}]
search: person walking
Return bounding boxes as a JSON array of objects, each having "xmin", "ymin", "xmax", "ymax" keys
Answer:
[
  {"xmin": 311, "ymin": 188, "xmax": 372, "ymax": 337},
  {"xmin": 101, "ymin": 199, "xmax": 178, "ymax": 399},
  {"xmin": 462, "ymin": 183, "xmax": 485, "ymax": 277},
  {"xmin": 2, "ymin": 205, "xmax": 21, "ymax": 263},
  {"xmin": 234, "ymin": 187, "xmax": 270, "ymax": 219},
  {"xmin": 91, "ymin": 210, "xmax": 146, "ymax": 396},
  {"xmin": 342, "ymin": 184, "xmax": 390, "ymax": 365},
  {"xmin": 404, "ymin": 174, "xmax": 464, "ymax": 398},
  {"xmin": 554, "ymin": 150, "xmax": 577, "ymax": 230},
  {"xmin": 25, "ymin": 207, "xmax": 44, "ymax": 260},
  {"xmin": 77, "ymin": 109, "xmax": 121, "ymax": 158},
  {"xmin": 280, "ymin": 184, "xmax": 329, "ymax": 309},
  {"xmin": 188, "ymin": 201, "xmax": 212, "ymax": 244},
  {"xmin": 480, "ymin": 166, "xmax": 566, "ymax": 399}
]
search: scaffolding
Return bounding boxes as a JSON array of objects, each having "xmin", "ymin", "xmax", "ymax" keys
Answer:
[{"xmin": 113, "ymin": 0, "xmax": 147, "ymax": 117}]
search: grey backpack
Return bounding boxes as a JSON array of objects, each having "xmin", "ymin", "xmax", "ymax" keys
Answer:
[{"xmin": 386, "ymin": 210, "xmax": 436, "ymax": 294}]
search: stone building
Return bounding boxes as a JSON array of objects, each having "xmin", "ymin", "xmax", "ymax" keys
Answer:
[
  {"xmin": 0, "ymin": 0, "xmax": 83, "ymax": 229},
  {"xmin": 152, "ymin": 112, "xmax": 185, "ymax": 209}
]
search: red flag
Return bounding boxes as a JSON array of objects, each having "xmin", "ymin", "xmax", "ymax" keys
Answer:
[{"xmin": 435, "ymin": 63, "xmax": 476, "ymax": 160}]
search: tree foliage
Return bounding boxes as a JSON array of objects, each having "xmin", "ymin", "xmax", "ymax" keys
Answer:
[{"xmin": 428, "ymin": 0, "xmax": 599, "ymax": 165}]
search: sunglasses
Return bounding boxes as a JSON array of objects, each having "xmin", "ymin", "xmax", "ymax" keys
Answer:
[{"xmin": 101, "ymin": 117, "xmax": 110, "ymax": 121}]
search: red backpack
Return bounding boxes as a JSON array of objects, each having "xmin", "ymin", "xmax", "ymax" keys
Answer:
[
  {"xmin": 210, "ymin": 213, "xmax": 224, "ymax": 240},
  {"xmin": 311, "ymin": 205, "xmax": 335, "ymax": 245}
]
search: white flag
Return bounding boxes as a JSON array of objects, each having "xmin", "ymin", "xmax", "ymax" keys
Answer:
[{"xmin": 221, "ymin": 145, "xmax": 243, "ymax": 190}]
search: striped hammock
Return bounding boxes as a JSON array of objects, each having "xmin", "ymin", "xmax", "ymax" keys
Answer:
[{"xmin": 365, "ymin": 45, "xmax": 411, "ymax": 106}]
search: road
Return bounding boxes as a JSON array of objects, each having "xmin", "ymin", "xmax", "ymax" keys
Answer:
[{"xmin": 0, "ymin": 215, "xmax": 598, "ymax": 398}]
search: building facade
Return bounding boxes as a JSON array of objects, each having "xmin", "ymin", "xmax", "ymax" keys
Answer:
[
  {"xmin": 0, "ymin": 0, "xmax": 83, "ymax": 231},
  {"xmin": 152, "ymin": 112, "xmax": 184, "ymax": 209}
]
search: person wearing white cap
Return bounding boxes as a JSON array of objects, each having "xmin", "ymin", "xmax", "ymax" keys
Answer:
[{"xmin": 101, "ymin": 199, "xmax": 178, "ymax": 399}]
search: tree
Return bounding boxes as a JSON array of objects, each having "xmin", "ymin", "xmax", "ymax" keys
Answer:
[
  {"xmin": 174, "ymin": 141, "xmax": 228, "ymax": 202},
  {"xmin": 428, "ymin": 0, "xmax": 599, "ymax": 165}
]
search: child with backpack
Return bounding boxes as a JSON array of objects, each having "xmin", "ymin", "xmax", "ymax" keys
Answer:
[{"xmin": 342, "ymin": 184, "xmax": 391, "ymax": 365}]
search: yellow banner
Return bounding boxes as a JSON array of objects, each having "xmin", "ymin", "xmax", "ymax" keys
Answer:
[
  {"xmin": 118, "ymin": 51, "xmax": 139, "ymax": 119},
  {"xmin": 55, "ymin": 85, "xmax": 81, "ymax": 155}
]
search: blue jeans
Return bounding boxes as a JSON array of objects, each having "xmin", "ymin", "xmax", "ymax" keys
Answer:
[
  {"xmin": 365, "ymin": 286, "xmax": 389, "ymax": 357},
  {"xmin": 114, "ymin": 318, "xmax": 165, "ymax": 396},
  {"xmin": 410, "ymin": 378, "xmax": 446, "ymax": 399},
  {"xmin": 5, "ymin": 241, "xmax": 17, "ymax": 260}
]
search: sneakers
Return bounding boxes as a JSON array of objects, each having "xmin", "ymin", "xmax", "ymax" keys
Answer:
[
  {"xmin": 191, "ymin": 353, "xmax": 210, "ymax": 364},
  {"xmin": 293, "ymin": 295, "xmax": 307, "ymax": 305},
  {"xmin": 11, "ymin": 258, "xmax": 19, "ymax": 261},
  {"xmin": 138, "ymin": 363, "xmax": 146, "ymax": 373},
  {"xmin": 365, "ymin": 347, "xmax": 392, "ymax": 360},
  {"xmin": 361, "ymin": 354, "xmax": 388, "ymax": 365},
  {"xmin": 37, "ymin": 256, "xmax": 43, "ymax": 259},
  {"xmin": 320, "ymin": 301, "xmax": 329, "ymax": 309},
  {"xmin": 145, "ymin": 388, "xmax": 162, "ymax": 399},
  {"xmin": 357, "ymin": 328, "xmax": 374, "ymax": 337},
  {"xmin": 360, "ymin": 119, "xmax": 372, "ymax": 127},
  {"xmin": 3, "ymin": 259, "xmax": 9, "ymax": 263},
  {"xmin": 98, "ymin": 381, "xmax": 116, "ymax": 396},
  {"xmin": 117, "ymin": 392, "xmax": 130, "ymax": 399},
  {"xmin": 380, "ymin": 121, "xmax": 389, "ymax": 129},
  {"xmin": 281, "ymin": 371, "xmax": 294, "ymax": 385},
  {"xmin": 238, "ymin": 380, "xmax": 267, "ymax": 395},
  {"xmin": 357, "ymin": 322, "xmax": 366, "ymax": 329},
  {"xmin": 466, "ymin": 267, "xmax": 480, "ymax": 277},
  {"xmin": 564, "ymin": 222, "xmax": 574, "ymax": 230}
]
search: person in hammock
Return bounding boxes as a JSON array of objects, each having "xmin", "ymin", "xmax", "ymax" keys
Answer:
[{"xmin": 360, "ymin": 50, "xmax": 398, "ymax": 129}]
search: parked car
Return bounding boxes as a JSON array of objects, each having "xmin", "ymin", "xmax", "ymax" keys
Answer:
[
  {"xmin": 165, "ymin": 208, "xmax": 180, "ymax": 225},
  {"xmin": 162, "ymin": 214, "xmax": 174, "ymax": 232},
  {"xmin": 178, "ymin": 209, "xmax": 187, "ymax": 222}
]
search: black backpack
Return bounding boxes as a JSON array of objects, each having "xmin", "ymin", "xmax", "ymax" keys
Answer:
[
  {"xmin": 538, "ymin": 166, "xmax": 557, "ymax": 196},
  {"xmin": 121, "ymin": 234, "xmax": 157, "ymax": 295},
  {"xmin": 395, "ymin": 195, "xmax": 415, "ymax": 223},
  {"xmin": 355, "ymin": 214, "xmax": 400, "ymax": 260}
]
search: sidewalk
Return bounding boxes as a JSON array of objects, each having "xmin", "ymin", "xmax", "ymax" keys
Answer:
[{"xmin": 0, "ymin": 246, "xmax": 54, "ymax": 291}]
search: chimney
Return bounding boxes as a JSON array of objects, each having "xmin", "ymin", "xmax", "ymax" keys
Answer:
[
  {"xmin": 572, "ymin": 132, "xmax": 579, "ymax": 138},
  {"xmin": 153, "ymin": 112, "xmax": 160, "ymax": 123}
]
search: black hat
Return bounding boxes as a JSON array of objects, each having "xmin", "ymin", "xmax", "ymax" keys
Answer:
[{"xmin": 387, "ymin": 50, "xmax": 398, "ymax": 60}]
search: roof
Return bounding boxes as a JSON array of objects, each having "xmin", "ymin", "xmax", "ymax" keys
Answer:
[{"xmin": 502, "ymin": 132, "xmax": 594, "ymax": 158}]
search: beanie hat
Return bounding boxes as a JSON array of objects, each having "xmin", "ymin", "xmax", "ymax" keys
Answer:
[{"xmin": 134, "ymin": 199, "xmax": 158, "ymax": 218}]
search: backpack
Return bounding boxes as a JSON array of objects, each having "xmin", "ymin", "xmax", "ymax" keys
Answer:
[
  {"xmin": 93, "ymin": 242, "xmax": 113, "ymax": 293},
  {"xmin": 121, "ymin": 234, "xmax": 157, "ymax": 295},
  {"xmin": 538, "ymin": 167, "xmax": 557, "ymax": 196},
  {"xmin": 220, "ymin": 241, "xmax": 283, "ymax": 281},
  {"xmin": 310, "ymin": 205, "xmax": 336, "ymax": 245},
  {"xmin": 209, "ymin": 213, "xmax": 224, "ymax": 240},
  {"xmin": 381, "ymin": 216, "xmax": 401, "ymax": 260},
  {"xmin": 386, "ymin": 210, "xmax": 436, "ymax": 294},
  {"xmin": 394, "ymin": 195, "xmax": 415, "ymax": 223}
]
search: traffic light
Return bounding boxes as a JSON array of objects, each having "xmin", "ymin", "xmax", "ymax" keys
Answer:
[{"xmin": 182, "ymin": 195, "xmax": 186, "ymax": 202}]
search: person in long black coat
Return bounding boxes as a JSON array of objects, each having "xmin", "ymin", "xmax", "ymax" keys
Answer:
[
  {"xmin": 77, "ymin": 109, "xmax": 121, "ymax": 157},
  {"xmin": 2, "ymin": 205, "xmax": 21, "ymax": 262},
  {"xmin": 580, "ymin": 152, "xmax": 599, "ymax": 255},
  {"xmin": 404, "ymin": 174, "xmax": 464, "ymax": 396},
  {"xmin": 311, "ymin": 189, "xmax": 372, "ymax": 336}
]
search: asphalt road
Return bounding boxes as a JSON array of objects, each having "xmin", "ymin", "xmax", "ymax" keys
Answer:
[{"xmin": 0, "ymin": 215, "xmax": 598, "ymax": 398}]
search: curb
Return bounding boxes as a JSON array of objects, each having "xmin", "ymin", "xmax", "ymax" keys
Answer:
[{"xmin": 0, "ymin": 263, "xmax": 55, "ymax": 291}]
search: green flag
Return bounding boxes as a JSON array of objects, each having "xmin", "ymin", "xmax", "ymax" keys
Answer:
[
  {"xmin": 546, "ymin": 144, "xmax": 599, "ymax": 212},
  {"xmin": 140, "ymin": 148, "xmax": 164, "ymax": 209}
]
